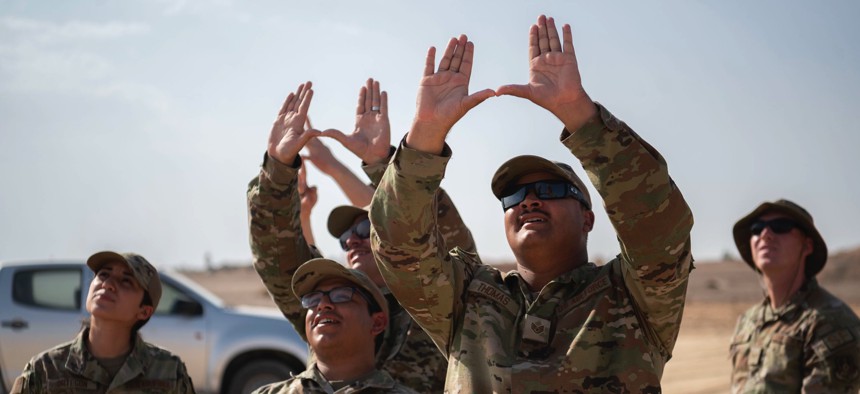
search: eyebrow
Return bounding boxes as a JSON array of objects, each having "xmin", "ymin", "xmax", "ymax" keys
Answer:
[{"xmin": 100, "ymin": 265, "xmax": 135, "ymax": 278}]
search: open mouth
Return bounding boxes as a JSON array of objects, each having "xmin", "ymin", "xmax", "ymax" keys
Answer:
[
  {"xmin": 348, "ymin": 249, "xmax": 371, "ymax": 264},
  {"xmin": 312, "ymin": 313, "xmax": 341, "ymax": 328},
  {"xmin": 519, "ymin": 211, "xmax": 549, "ymax": 227}
]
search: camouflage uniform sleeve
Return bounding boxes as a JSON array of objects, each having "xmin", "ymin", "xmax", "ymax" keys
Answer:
[
  {"xmin": 364, "ymin": 146, "xmax": 477, "ymax": 254},
  {"xmin": 175, "ymin": 358, "xmax": 197, "ymax": 394},
  {"xmin": 370, "ymin": 141, "xmax": 474, "ymax": 358},
  {"xmin": 802, "ymin": 313, "xmax": 860, "ymax": 392},
  {"xmin": 561, "ymin": 103, "xmax": 694, "ymax": 355},
  {"xmin": 361, "ymin": 145, "xmax": 396, "ymax": 188},
  {"xmin": 10, "ymin": 359, "xmax": 42, "ymax": 394},
  {"xmin": 247, "ymin": 152, "xmax": 321, "ymax": 338}
]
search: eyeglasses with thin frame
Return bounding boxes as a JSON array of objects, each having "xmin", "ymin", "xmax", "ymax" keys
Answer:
[
  {"xmin": 339, "ymin": 219, "xmax": 370, "ymax": 251},
  {"xmin": 500, "ymin": 180, "xmax": 590, "ymax": 211},
  {"xmin": 300, "ymin": 286, "xmax": 371, "ymax": 309},
  {"xmin": 750, "ymin": 218, "xmax": 802, "ymax": 236}
]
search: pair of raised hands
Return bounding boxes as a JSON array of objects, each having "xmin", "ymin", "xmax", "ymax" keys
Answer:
[
  {"xmin": 408, "ymin": 14, "xmax": 597, "ymax": 154},
  {"xmin": 269, "ymin": 14, "xmax": 597, "ymax": 165},
  {"xmin": 267, "ymin": 77, "xmax": 391, "ymax": 168}
]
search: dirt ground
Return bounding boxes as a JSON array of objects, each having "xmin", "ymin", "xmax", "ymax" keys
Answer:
[{"xmin": 183, "ymin": 253, "xmax": 860, "ymax": 393}]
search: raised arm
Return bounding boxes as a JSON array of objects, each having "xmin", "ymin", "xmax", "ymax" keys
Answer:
[
  {"xmin": 502, "ymin": 15, "xmax": 694, "ymax": 353},
  {"xmin": 296, "ymin": 163, "xmax": 318, "ymax": 245},
  {"xmin": 370, "ymin": 36, "xmax": 492, "ymax": 354},
  {"xmin": 320, "ymin": 78, "xmax": 392, "ymax": 166},
  {"xmin": 303, "ymin": 137, "xmax": 373, "ymax": 207},
  {"xmin": 248, "ymin": 82, "xmax": 322, "ymax": 337},
  {"xmin": 496, "ymin": 15, "xmax": 597, "ymax": 132},
  {"xmin": 404, "ymin": 35, "xmax": 496, "ymax": 154}
]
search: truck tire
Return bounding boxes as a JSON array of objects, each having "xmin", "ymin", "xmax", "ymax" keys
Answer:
[{"xmin": 225, "ymin": 359, "xmax": 295, "ymax": 394}]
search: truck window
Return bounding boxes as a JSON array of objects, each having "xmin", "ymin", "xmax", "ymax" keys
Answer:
[
  {"xmin": 155, "ymin": 280, "xmax": 197, "ymax": 315},
  {"xmin": 13, "ymin": 268, "xmax": 82, "ymax": 310}
]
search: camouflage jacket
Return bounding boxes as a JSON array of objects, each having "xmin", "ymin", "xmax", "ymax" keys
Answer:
[
  {"xmin": 363, "ymin": 148, "xmax": 476, "ymax": 254},
  {"xmin": 11, "ymin": 328, "xmax": 194, "ymax": 394},
  {"xmin": 251, "ymin": 363, "xmax": 416, "ymax": 393},
  {"xmin": 730, "ymin": 279, "xmax": 860, "ymax": 393},
  {"xmin": 370, "ymin": 103, "xmax": 695, "ymax": 393},
  {"xmin": 247, "ymin": 153, "xmax": 475, "ymax": 393}
]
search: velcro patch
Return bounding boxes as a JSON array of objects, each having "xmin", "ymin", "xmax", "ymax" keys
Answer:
[
  {"xmin": 467, "ymin": 279, "xmax": 519, "ymax": 317},
  {"xmin": 823, "ymin": 329, "xmax": 855, "ymax": 351},
  {"xmin": 558, "ymin": 275, "xmax": 611, "ymax": 314},
  {"xmin": 833, "ymin": 355, "xmax": 860, "ymax": 383}
]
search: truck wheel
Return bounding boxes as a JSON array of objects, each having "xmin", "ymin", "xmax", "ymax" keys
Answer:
[{"xmin": 226, "ymin": 359, "xmax": 295, "ymax": 394}]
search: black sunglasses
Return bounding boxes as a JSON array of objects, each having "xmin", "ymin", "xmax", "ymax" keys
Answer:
[
  {"xmin": 339, "ymin": 219, "xmax": 371, "ymax": 251},
  {"xmin": 300, "ymin": 286, "xmax": 371, "ymax": 309},
  {"xmin": 750, "ymin": 218, "xmax": 802, "ymax": 236},
  {"xmin": 500, "ymin": 180, "xmax": 590, "ymax": 211}
]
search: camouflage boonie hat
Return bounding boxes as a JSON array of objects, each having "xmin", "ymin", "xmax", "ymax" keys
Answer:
[
  {"xmin": 292, "ymin": 258, "xmax": 388, "ymax": 318},
  {"xmin": 327, "ymin": 205, "xmax": 369, "ymax": 238},
  {"xmin": 733, "ymin": 199, "xmax": 828, "ymax": 277},
  {"xmin": 491, "ymin": 155, "xmax": 592, "ymax": 209},
  {"xmin": 86, "ymin": 251, "xmax": 163, "ymax": 309}
]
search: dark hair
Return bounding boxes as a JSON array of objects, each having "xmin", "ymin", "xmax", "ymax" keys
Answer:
[
  {"xmin": 355, "ymin": 287, "xmax": 385, "ymax": 353},
  {"xmin": 131, "ymin": 291, "xmax": 154, "ymax": 336}
]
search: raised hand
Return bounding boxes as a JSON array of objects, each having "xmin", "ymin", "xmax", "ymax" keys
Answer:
[
  {"xmin": 297, "ymin": 163, "xmax": 318, "ymax": 214},
  {"xmin": 320, "ymin": 78, "xmax": 391, "ymax": 165},
  {"xmin": 267, "ymin": 82, "xmax": 321, "ymax": 165},
  {"xmin": 302, "ymin": 133, "xmax": 340, "ymax": 175},
  {"xmin": 297, "ymin": 162, "xmax": 318, "ymax": 245},
  {"xmin": 496, "ymin": 15, "xmax": 596, "ymax": 131},
  {"xmin": 304, "ymin": 125, "xmax": 374, "ymax": 207},
  {"xmin": 406, "ymin": 35, "xmax": 496, "ymax": 155}
]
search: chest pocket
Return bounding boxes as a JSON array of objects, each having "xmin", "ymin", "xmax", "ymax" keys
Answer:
[
  {"xmin": 730, "ymin": 325, "xmax": 756, "ymax": 371},
  {"xmin": 462, "ymin": 280, "xmax": 519, "ymax": 353},
  {"xmin": 762, "ymin": 332, "xmax": 802, "ymax": 373}
]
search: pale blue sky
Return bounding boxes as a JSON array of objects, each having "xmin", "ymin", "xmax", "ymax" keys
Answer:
[{"xmin": 2, "ymin": 1, "xmax": 858, "ymax": 269}]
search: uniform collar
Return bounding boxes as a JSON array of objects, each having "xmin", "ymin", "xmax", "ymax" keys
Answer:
[
  {"xmin": 64, "ymin": 327, "xmax": 148, "ymax": 389},
  {"xmin": 762, "ymin": 278, "xmax": 819, "ymax": 322},
  {"xmin": 504, "ymin": 262, "xmax": 601, "ymax": 300},
  {"xmin": 299, "ymin": 363, "xmax": 399, "ymax": 392}
]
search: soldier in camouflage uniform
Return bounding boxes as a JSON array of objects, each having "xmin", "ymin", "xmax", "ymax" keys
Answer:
[
  {"xmin": 252, "ymin": 258, "xmax": 415, "ymax": 394},
  {"xmin": 370, "ymin": 14, "xmax": 694, "ymax": 392},
  {"xmin": 729, "ymin": 199, "xmax": 860, "ymax": 393},
  {"xmin": 11, "ymin": 251, "xmax": 195, "ymax": 394},
  {"xmin": 248, "ymin": 80, "xmax": 474, "ymax": 392}
]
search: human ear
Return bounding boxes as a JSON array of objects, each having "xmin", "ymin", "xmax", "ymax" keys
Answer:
[
  {"xmin": 582, "ymin": 209, "xmax": 595, "ymax": 233},
  {"xmin": 370, "ymin": 312, "xmax": 388, "ymax": 336},
  {"xmin": 137, "ymin": 305, "xmax": 154, "ymax": 321}
]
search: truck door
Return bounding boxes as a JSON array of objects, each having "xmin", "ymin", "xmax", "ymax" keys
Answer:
[
  {"xmin": 140, "ymin": 276, "xmax": 208, "ymax": 391},
  {"xmin": 0, "ymin": 265, "xmax": 88, "ymax": 390}
]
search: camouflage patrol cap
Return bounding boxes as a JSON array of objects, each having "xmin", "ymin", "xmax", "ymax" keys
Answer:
[
  {"xmin": 327, "ymin": 205, "xmax": 369, "ymax": 238},
  {"xmin": 491, "ymin": 155, "xmax": 592, "ymax": 209},
  {"xmin": 733, "ymin": 199, "xmax": 828, "ymax": 277},
  {"xmin": 292, "ymin": 258, "xmax": 388, "ymax": 318},
  {"xmin": 86, "ymin": 251, "xmax": 163, "ymax": 309}
]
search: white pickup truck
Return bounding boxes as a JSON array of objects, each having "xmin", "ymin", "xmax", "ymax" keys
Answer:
[{"xmin": 0, "ymin": 260, "xmax": 309, "ymax": 394}]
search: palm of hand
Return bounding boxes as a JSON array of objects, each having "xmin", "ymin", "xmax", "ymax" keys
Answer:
[
  {"xmin": 416, "ymin": 72, "xmax": 472, "ymax": 128},
  {"xmin": 269, "ymin": 112, "xmax": 309, "ymax": 162},
  {"xmin": 352, "ymin": 113, "xmax": 390, "ymax": 161},
  {"xmin": 528, "ymin": 53, "xmax": 586, "ymax": 111}
]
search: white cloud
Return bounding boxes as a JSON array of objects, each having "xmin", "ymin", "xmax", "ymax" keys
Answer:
[
  {"xmin": 0, "ymin": 16, "xmax": 150, "ymax": 45},
  {"xmin": 94, "ymin": 81, "xmax": 171, "ymax": 112},
  {"xmin": 0, "ymin": 16, "xmax": 167, "ymax": 112},
  {"xmin": 154, "ymin": 0, "xmax": 233, "ymax": 16},
  {"xmin": 324, "ymin": 20, "xmax": 366, "ymax": 37}
]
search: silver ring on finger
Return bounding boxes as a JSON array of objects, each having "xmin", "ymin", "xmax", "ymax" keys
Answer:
[{"xmin": 371, "ymin": 106, "xmax": 380, "ymax": 111}]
